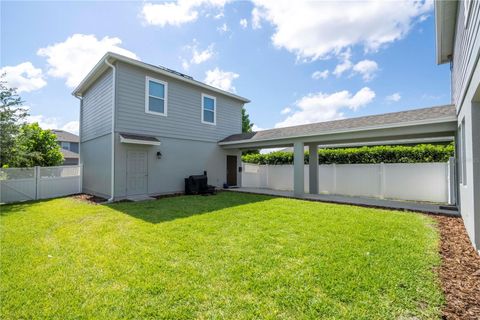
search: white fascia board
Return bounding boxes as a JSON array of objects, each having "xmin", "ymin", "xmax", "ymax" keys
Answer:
[{"xmin": 219, "ymin": 116, "xmax": 458, "ymax": 147}]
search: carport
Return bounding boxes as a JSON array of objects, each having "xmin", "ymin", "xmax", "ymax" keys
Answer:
[{"xmin": 219, "ymin": 105, "xmax": 458, "ymax": 203}]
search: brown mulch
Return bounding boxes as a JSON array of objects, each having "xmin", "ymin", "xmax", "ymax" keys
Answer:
[
  {"xmin": 71, "ymin": 193, "xmax": 107, "ymax": 204},
  {"xmin": 434, "ymin": 215, "xmax": 480, "ymax": 319}
]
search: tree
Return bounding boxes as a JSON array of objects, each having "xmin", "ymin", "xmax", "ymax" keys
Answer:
[
  {"xmin": 10, "ymin": 123, "xmax": 64, "ymax": 167},
  {"xmin": 241, "ymin": 107, "xmax": 259, "ymax": 155},
  {"xmin": 242, "ymin": 107, "xmax": 254, "ymax": 133},
  {"xmin": 0, "ymin": 75, "xmax": 29, "ymax": 167}
]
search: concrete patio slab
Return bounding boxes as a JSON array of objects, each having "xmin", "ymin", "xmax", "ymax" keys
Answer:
[
  {"xmin": 126, "ymin": 195, "xmax": 156, "ymax": 202},
  {"xmin": 228, "ymin": 187, "xmax": 459, "ymax": 216}
]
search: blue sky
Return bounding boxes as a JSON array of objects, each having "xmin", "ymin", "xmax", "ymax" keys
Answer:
[{"xmin": 1, "ymin": 0, "xmax": 451, "ymax": 134}]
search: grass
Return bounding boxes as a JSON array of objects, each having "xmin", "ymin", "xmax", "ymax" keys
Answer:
[{"xmin": 0, "ymin": 192, "xmax": 443, "ymax": 319}]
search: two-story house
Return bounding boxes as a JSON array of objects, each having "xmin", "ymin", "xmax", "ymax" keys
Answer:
[
  {"xmin": 436, "ymin": 0, "xmax": 480, "ymax": 251},
  {"xmin": 51, "ymin": 129, "xmax": 80, "ymax": 165},
  {"xmin": 73, "ymin": 52, "xmax": 249, "ymax": 200}
]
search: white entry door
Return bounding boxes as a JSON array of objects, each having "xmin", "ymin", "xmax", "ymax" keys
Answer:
[{"xmin": 126, "ymin": 150, "xmax": 148, "ymax": 196}]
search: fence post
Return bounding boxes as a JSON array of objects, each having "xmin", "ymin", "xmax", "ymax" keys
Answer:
[
  {"xmin": 332, "ymin": 163, "xmax": 337, "ymax": 194},
  {"xmin": 79, "ymin": 164, "xmax": 83, "ymax": 194},
  {"xmin": 34, "ymin": 166, "xmax": 40, "ymax": 200},
  {"xmin": 447, "ymin": 157, "xmax": 456, "ymax": 205},
  {"xmin": 379, "ymin": 162, "xmax": 386, "ymax": 199}
]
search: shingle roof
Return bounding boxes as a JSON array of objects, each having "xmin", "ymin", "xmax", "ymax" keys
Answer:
[
  {"xmin": 60, "ymin": 148, "xmax": 79, "ymax": 159},
  {"xmin": 220, "ymin": 105, "xmax": 456, "ymax": 144},
  {"xmin": 52, "ymin": 130, "xmax": 79, "ymax": 142}
]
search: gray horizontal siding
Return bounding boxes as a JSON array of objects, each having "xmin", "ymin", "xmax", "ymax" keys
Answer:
[
  {"xmin": 81, "ymin": 69, "xmax": 113, "ymax": 142},
  {"xmin": 115, "ymin": 62, "xmax": 243, "ymax": 142},
  {"xmin": 452, "ymin": 0, "xmax": 480, "ymax": 110}
]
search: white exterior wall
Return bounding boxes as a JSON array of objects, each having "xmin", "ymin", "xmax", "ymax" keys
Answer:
[
  {"xmin": 114, "ymin": 135, "xmax": 241, "ymax": 198},
  {"xmin": 242, "ymin": 163, "xmax": 450, "ymax": 203}
]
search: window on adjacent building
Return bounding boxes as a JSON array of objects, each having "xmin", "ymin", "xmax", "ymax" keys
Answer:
[
  {"xmin": 145, "ymin": 77, "xmax": 167, "ymax": 115},
  {"xmin": 60, "ymin": 141, "xmax": 70, "ymax": 150},
  {"xmin": 461, "ymin": 118, "xmax": 467, "ymax": 185},
  {"xmin": 202, "ymin": 94, "xmax": 216, "ymax": 125}
]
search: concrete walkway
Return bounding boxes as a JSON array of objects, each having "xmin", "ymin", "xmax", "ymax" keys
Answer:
[{"xmin": 228, "ymin": 187, "xmax": 459, "ymax": 216}]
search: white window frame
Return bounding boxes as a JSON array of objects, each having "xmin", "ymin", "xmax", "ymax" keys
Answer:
[
  {"xmin": 201, "ymin": 93, "xmax": 216, "ymax": 125},
  {"xmin": 145, "ymin": 76, "xmax": 168, "ymax": 116}
]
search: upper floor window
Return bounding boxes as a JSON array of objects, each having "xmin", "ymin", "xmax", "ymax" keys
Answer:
[
  {"xmin": 202, "ymin": 94, "xmax": 216, "ymax": 125},
  {"xmin": 60, "ymin": 141, "xmax": 70, "ymax": 150},
  {"xmin": 145, "ymin": 76, "xmax": 167, "ymax": 116}
]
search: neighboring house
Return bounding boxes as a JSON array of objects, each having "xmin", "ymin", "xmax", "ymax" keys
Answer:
[
  {"xmin": 436, "ymin": 0, "xmax": 480, "ymax": 251},
  {"xmin": 73, "ymin": 52, "xmax": 249, "ymax": 200},
  {"xmin": 51, "ymin": 129, "xmax": 79, "ymax": 165}
]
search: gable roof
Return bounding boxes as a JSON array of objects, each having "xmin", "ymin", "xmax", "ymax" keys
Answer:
[
  {"xmin": 60, "ymin": 148, "xmax": 79, "ymax": 159},
  {"xmin": 51, "ymin": 129, "xmax": 79, "ymax": 143},
  {"xmin": 220, "ymin": 105, "xmax": 456, "ymax": 145},
  {"xmin": 72, "ymin": 52, "xmax": 250, "ymax": 103}
]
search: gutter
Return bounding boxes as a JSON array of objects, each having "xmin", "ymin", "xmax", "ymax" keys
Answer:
[{"xmin": 104, "ymin": 58, "xmax": 116, "ymax": 202}]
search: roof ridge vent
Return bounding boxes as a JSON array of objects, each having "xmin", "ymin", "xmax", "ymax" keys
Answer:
[{"xmin": 158, "ymin": 65, "xmax": 194, "ymax": 80}]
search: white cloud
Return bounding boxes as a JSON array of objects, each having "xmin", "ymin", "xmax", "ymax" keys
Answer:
[
  {"xmin": 280, "ymin": 107, "xmax": 292, "ymax": 114},
  {"xmin": 333, "ymin": 49, "xmax": 353, "ymax": 77},
  {"xmin": 204, "ymin": 68, "xmax": 239, "ymax": 92},
  {"xmin": 251, "ymin": 0, "xmax": 432, "ymax": 61},
  {"xmin": 252, "ymin": 124, "xmax": 265, "ymax": 131},
  {"xmin": 37, "ymin": 34, "xmax": 138, "ymax": 88},
  {"xmin": 61, "ymin": 121, "xmax": 80, "ymax": 134},
  {"xmin": 181, "ymin": 41, "xmax": 215, "ymax": 70},
  {"xmin": 386, "ymin": 92, "xmax": 402, "ymax": 102},
  {"xmin": 240, "ymin": 18, "xmax": 248, "ymax": 29},
  {"xmin": 275, "ymin": 87, "xmax": 376, "ymax": 128},
  {"xmin": 251, "ymin": 7, "xmax": 262, "ymax": 29},
  {"xmin": 27, "ymin": 114, "xmax": 79, "ymax": 134},
  {"xmin": 332, "ymin": 51, "xmax": 378, "ymax": 81},
  {"xmin": 311, "ymin": 70, "xmax": 329, "ymax": 80},
  {"xmin": 141, "ymin": 0, "xmax": 228, "ymax": 27},
  {"xmin": 352, "ymin": 59, "xmax": 378, "ymax": 81},
  {"xmin": 0, "ymin": 62, "xmax": 47, "ymax": 93},
  {"xmin": 217, "ymin": 22, "xmax": 229, "ymax": 33}
]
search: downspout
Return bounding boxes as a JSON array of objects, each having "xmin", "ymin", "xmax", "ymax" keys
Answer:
[
  {"xmin": 105, "ymin": 58, "xmax": 116, "ymax": 202},
  {"xmin": 73, "ymin": 95, "xmax": 83, "ymax": 192}
]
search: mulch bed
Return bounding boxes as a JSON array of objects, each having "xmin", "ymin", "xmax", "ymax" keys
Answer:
[
  {"xmin": 71, "ymin": 193, "xmax": 107, "ymax": 204},
  {"xmin": 434, "ymin": 215, "xmax": 480, "ymax": 319}
]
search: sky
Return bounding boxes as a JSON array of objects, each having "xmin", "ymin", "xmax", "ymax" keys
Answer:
[{"xmin": 1, "ymin": 0, "xmax": 451, "ymax": 134}]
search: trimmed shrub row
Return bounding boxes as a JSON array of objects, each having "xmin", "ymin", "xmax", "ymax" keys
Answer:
[{"xmin": 241, "ymin": 144, "xmax": 454, "ymax": 165}]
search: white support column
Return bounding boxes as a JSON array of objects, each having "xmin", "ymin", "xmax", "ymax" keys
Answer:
[
  {"xmin": 308, "ymin": 143, "xmax": 319, "ymax": 194},
  {"xmin": 293, "ymin": 141, "xmax": 305, "ymax": 197}
]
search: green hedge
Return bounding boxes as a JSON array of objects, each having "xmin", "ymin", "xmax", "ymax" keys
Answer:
[{"xmin": 241, "ymin": 144, "xmax": 454, "ymax": 165}]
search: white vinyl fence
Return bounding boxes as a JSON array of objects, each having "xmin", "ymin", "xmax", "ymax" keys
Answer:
[
  {"xmin": 0, "ymin": 165, "xmax": 82, "ymax": 204},
  {"xmin": 242, "ymin": 161, "xmax": 455, "ymax": 204}
]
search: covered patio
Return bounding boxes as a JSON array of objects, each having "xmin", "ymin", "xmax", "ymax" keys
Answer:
[{"xmin": 220, "ymin": 105, "xmax": 458, "ymax": 210}]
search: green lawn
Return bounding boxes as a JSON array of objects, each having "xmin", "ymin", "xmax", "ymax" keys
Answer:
[{"xmin": 0, "ymin": 192, "xmax": 443, "ymax": 319}]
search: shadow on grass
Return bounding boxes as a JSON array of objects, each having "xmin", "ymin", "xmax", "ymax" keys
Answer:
[
  {"xmin": 105, "ymin": 191, "xmax": 272, "ymax": 224},
  {"xmin": 0, "ymin": 197, "xmax": 67, "ymax": 216}
]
